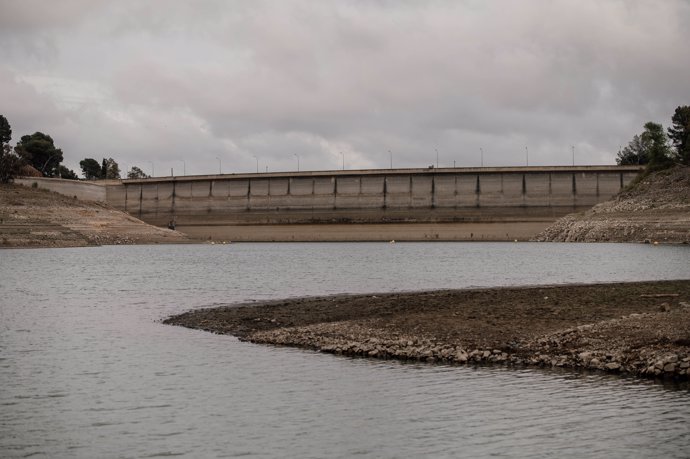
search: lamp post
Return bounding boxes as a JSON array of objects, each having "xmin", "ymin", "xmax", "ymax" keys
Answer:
[
  {"xmin": 435, "ymin": 148, "xmax": 439, "ymax": 168},
  {"xmin": 179, "ymin": 160, "xmax": 186, "ymax": 176},
  {"xmin": 252, "ymin": 155, "xmax": 258, "ymax": 173},
  {"xmin": 480, "ymin": 147, "xmax": 484, "ymax": 167},
  {"xmin": 572, "ymin": 145, "xmax": 575, "ymax": 166},
  {"xmin": 340, "ymin": 151, "xmax": 344, "ymax": 170},
  {"xmin": 388, "ymin": 150, "xmax": 392, "ymax": 169},
  {"xmin": 525, "ymin": 146, "xmax": 529, "ymax": 166},
  {"xmin": 294, "ymin": 153, "xmax": 300, "ymax": 172},
  {"xmin": 215, "ymin": 157, "xmax": 221, "ymax": 174},
  {"xmin": 150, "ymin": 161, "xmax": 154, "ymax": 177}
]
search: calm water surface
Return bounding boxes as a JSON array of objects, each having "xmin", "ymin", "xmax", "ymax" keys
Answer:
[{"xmin": 1, "ymin": 242, "xmax": 689, "ymax": 458}]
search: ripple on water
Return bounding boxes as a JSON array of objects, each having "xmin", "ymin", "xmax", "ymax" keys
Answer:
[{"xmin": 1, "ymin": 243, "xmax": 689, "ymax": 458}]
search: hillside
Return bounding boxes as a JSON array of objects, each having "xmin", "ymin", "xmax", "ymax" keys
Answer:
[
  {"xmin": 0, "ymin": 183, "xmax": 190, "ymax": 248},
  {"xmin": 534, "ymin": 166, "xmax": 690, "ymax": 243}
]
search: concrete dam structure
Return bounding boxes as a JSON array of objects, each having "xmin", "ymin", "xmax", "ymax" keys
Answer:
[{"xmin": 103, "ymin": 165, "xmax": 641, "ymax": 241}]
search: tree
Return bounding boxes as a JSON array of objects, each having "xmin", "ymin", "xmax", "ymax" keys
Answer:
[
  {"xmin": 0, "ymin": 144, "xmax": 25, "ymax": 183},
  {"xmin": 15, "ymin": 132, "xmax": 64, "ymax": 177},
  {"xmin": 668, "ymin": 105, "xmax": 690, "ymax": 165},
  {"xmin": 616, "ymin": 134, "xmax": 649, "ymax": 165},
  {"xmin": 57, "ymin": 165, "xmax": 79, "ymax": 180},
  {"xmin": 80, "ymin": 158, "xmax": 102, "ymax": 180},
  {"xmin": 0, "ymin": 114, "xmax": 11, "ymax": 145},
  {"xmin": 100, "ymin": 157, "xmax": 120, "ymax": 179},
  {"xmin": 0, "ymin": 115, "xmax": 24, "ymax": 183},
  {"xmin": 642, "ymin": 121, "xmax": 673, "ymax": 171},
  {"xmin": 127, "ymin": 166, "xmax": 149, "ymax": 179}
]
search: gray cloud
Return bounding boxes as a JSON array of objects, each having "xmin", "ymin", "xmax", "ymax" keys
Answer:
[{"xmin": 1, "ymin": 0, "xmax": 688, "ymax": 177}]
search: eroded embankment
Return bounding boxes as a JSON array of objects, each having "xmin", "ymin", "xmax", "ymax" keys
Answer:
[
  {"xmin": 165, "ymin": 280, "xmax": 690, "ymax": 380},
  {"xmin": 0, "ymin": 183, "xmax": 189, "ymax": 248},
  {"xmin": 534, "ymin": 166, "xmax": 690, "ymax": 243}
]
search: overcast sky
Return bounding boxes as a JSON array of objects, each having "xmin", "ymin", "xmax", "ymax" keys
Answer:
[{"xmin": 1, "ymin": 1, "xmax": 689, "ymax": 177}]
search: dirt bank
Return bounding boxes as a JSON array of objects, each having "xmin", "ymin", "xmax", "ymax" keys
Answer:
[
  {"xmin": 165, "ymin": 280, "xmax": 690, "ymax": 379},
  {"xmin": 534, "ymin": 166, "xmax": 690, "ymax": 243},
  {"xmin": 179, "ymin": 221, "xmax": 550, "ymax": 242},
  {"xmin": 0, "ymin": 183, "xmax": 190, "ymax": 248}
]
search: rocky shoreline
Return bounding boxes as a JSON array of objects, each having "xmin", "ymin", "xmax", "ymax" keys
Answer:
[
  {"xmin": 165, "ymin": 280, "xmax": 690, "ymax": 380},
  {"xmin": 534, "ymin": 166, "xmax": 690, "ymax": 243}
]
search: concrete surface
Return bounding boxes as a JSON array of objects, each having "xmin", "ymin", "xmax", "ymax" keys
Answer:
[{"xmin": 18, "ymin": 166, "xmax": 643, "ymax": 241}]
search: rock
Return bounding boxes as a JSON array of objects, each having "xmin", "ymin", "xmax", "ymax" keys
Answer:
[
  {"xmin": 578, "ymin": 351, "xmax": 592, "ymax": 360},
  {"xmin": 605, "ymin": 362, "xmax": 621, "ymax": 371},
  {"xmin": 663, "ymin": 363, "xmax": 676, "ymax": 373},
  {"xmin": 667, "ymin": 355, "xmax": 679, "ymax": 364}
]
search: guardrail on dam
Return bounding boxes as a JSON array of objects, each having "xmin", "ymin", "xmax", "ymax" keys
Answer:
[{"xmin": 103, "ymin": 165, "xmax": 641, "ymax": 241}]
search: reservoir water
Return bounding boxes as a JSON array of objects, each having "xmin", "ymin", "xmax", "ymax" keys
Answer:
[{"xmin": 1, "ymin": 242, "xmax": 689, "ymax": 458}]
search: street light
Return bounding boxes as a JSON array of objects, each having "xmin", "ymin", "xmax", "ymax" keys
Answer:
[
  {"xmin": 294, "ymin": 153, "xmax": 300, "ymax": 172},
  {"xmin": 435, "ymin": 148, "xmax": 439, "ymax": 168},
  {"xmin": 388, "ymin": 150, "xmax": 392, "ymax": 169},
  {"xmin": 525, "ymin": 146, "xmax": 529, "ymax": 166},
  {"xmin": 340, "ymin": 151, "xmax": 344, "ymax": 170},
  {"xmin": 215, "ymin": 157, "xmax": 221, "ymax": 174},
  {"xmin": 480, "ymin": 148, "xmax": 484, "ymax": 167},
  {"xmin": 179, "ymin": 160, "xmax": 186, "ymax": 176},
  {"xmin": 572, "ymin": 145, "xmax": 575, "ymax": 166},
  {"xmin": 150, "ymin": 161, "xmax": 155, "ymax": 177},
  {"xmin": 252, "ymin": 155, "xmax": 258, "ymax": 173}
]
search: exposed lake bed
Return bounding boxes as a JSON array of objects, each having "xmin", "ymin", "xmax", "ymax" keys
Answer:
[{"xmin": 166, "ymin": 280, "xmax": 690, "ymax": 380}]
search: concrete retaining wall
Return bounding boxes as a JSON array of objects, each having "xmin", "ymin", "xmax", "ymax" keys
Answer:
[
  {"xmin": 105, "ymin": 166, "xmax": 641, "ymax": 240},
  {"xmin": 15, "ymin": 177, "xmax": 108, "ymax": 202}
]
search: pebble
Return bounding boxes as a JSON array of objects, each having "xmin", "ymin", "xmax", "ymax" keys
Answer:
[{"xmin": 226, "ymin": 310, "xmax": 690, "ymax": 381}]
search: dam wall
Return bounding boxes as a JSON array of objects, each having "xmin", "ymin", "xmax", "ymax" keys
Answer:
[
  {"xmin": 15, "ymin": 177, "xmax": 108, "ymax": 202},
  {"xmin": 104, "ymin": 166, "xmax": 641, "ymax": 241}
]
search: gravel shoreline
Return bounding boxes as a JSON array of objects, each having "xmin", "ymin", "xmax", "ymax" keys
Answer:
[{"xmin": 165, "ymin": 280, "xmax": 690, "ymax": 380}]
